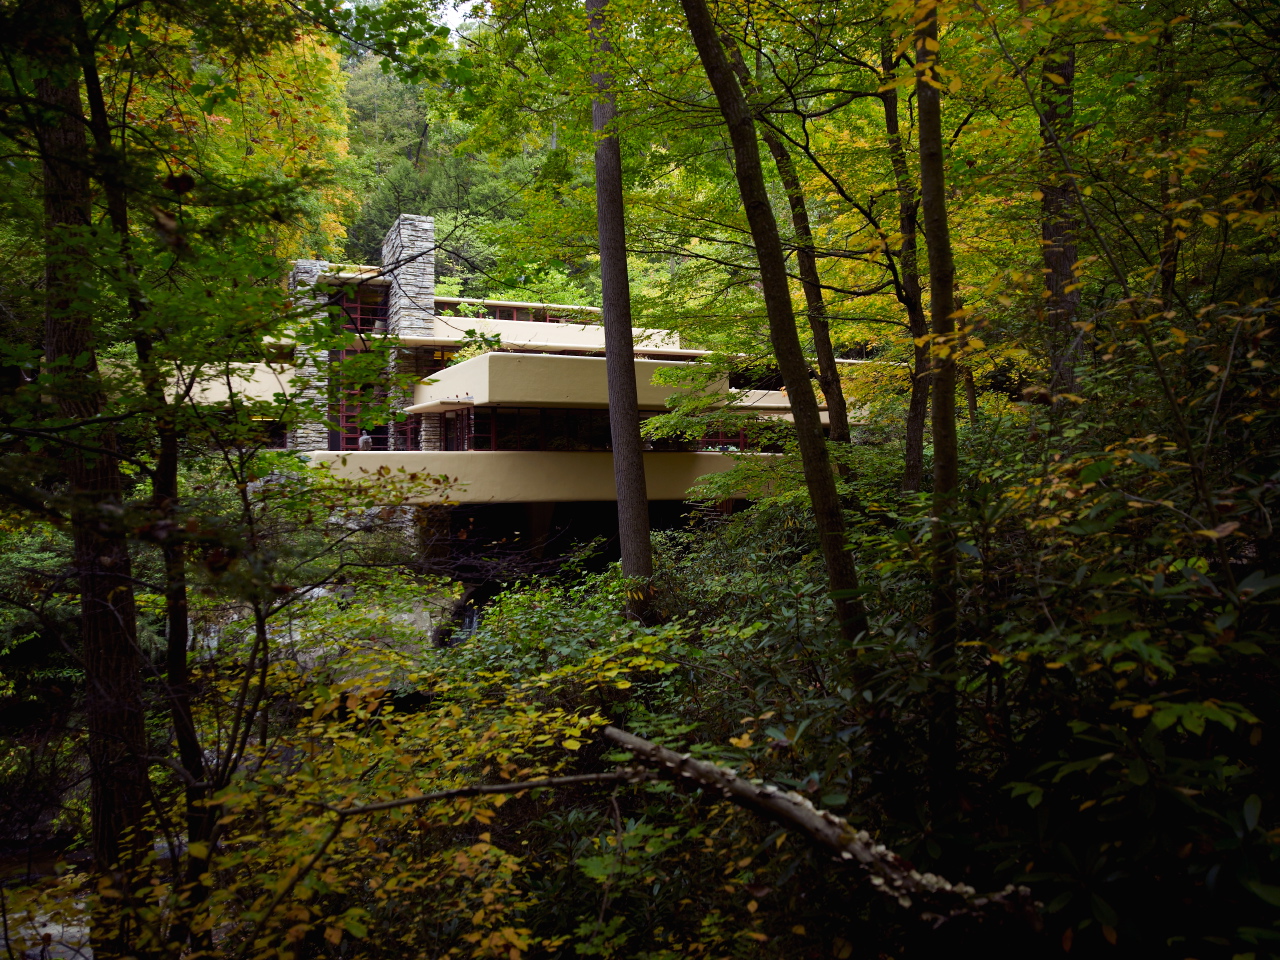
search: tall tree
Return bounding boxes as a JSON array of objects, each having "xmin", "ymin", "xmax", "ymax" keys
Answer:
[
  {"xmin": 880, "ymin": 37, "xmax": 931, "ymax": 492},
  {"xmin": 32, "ymin": 1, "xmax": 149, "ymax": 947},
  {"xmin": 678, "ymin": 0, "xmax": 867, "ymax": 644},
  {"xmin": 721, "ymin": 48, "xmax": 852, "ymax": 447},
  {"xmin": 586, "ymin": 0, "xmax": 653, "ymax": 592},
  {"xmin": 913, "ymin": 0, "xmax": 960, "ymax": 819}
]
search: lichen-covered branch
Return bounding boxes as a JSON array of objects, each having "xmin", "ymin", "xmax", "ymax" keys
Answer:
[{"xmin": 603, "ymin": 726, "xmax": 1040, "ymax": 927}]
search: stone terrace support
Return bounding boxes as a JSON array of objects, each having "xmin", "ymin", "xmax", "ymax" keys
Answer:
[
  {"xmin": 382, "ymin": 214, "xmax": 435, "ymax": 339},
  {"xmin": 287, "ymin": 259, "xmax": 331, "ymax": 451}
]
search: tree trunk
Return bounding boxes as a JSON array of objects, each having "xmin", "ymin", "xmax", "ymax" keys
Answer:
[
  {"xmin": 720, "ymin": 45, "xmax": 849, "ymax": 444},
  {"xmin": 586, "ymin": 0, "xmax": 653, "ymax": 596},
  {"xmin": 721, "ymin": 45, "xmax": 852, "ymax": 465},
  {"xmin": 35, "ymin": 40, "xmax": 148, "ymax": 952},
  {"xmin": 1040, "ymin": 42, "xmax": 1080, "ymax": 393},
  {"xmin": 880, "ymin": 39, "xmax": 930, "ymax": 493},
  {"xmin": 963, "ymin": 368, "xmax": 978, "ymax": 424},
  {"xmin": 914, "ymin": 2, "xmax": 960, "ymax": 822},
  {"xmin": 1155, "ymin": 28, "xmax": 1180, "ymax": 309},
  {"xmin": 679, "ymin": 0, "xmax": 868, "ymax": 644},
  {"xmin": 68, "ymin": 10, "xmax": 212, "ymax": 941},
  {"xmin": 763, "ymin": 136, "xmax": 850, "ymax": 445}
]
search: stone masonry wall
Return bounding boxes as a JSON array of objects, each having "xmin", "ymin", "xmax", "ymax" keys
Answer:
[
  {"xmin": 287, "ymin": 259, "xmax": 331, "ymax": 452},
  {"xmin": 420, "ymin": 413, "xmax": 443, "ymax": 451},
  {"xmin": 382, "ymin": 214, "xmax": 435, "ymax": 339},
  {"xmin": 383, "ymin": 215, "xmax": 436, "ymax": 449}
]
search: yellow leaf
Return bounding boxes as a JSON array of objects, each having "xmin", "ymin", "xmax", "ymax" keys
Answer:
[
  {"xmin": 792, "ymin": 925, "xmax": 806, "ymax": 935},
  {"xmin": 747, "ymin": 899, "xmax": 758, "ymax": 913},
  {"xmin": 729, "ymin": 734, "xmax": 753, "ymax": 748},
  {"xmin": 948, "ymin": 76, "xmax": 961, "ymax": 93},
  {"xmin": 1044, "ymin": 72, "xmax": 1066, "ymax": 84},
  {"xmin": 561, "ymin": 738, "xmax": 582, "ymax": 750},
  {"xmin": 1195, "ymin": 521, "xmax": 1239, "ymax": 539},
  {"xmin": 1030, "ymin": 189, "xmax": 1044, "ymax": 201},
  {"xmin": 1132, "ymin": 703, "xmax": 1154, "ymax": 718},
  {"xmin": 1203, "ymin": 213, "xmax": 1219, "ymax": 227}
]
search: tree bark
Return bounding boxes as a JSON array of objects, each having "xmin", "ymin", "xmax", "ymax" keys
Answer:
[
  {"xmin": 763, "ymin": 136, "xmax": 850, "ymax": 445},
  {"xmin": 880, "ymin": 39, "xmax": 931, "ymax": 493},
  {"xmin": 1040, "ymin": 42, "xmax": 1080, "ymax": 393},
  {"xmin": 679, "ymin": 0, "xmax": 867, "ymax": 644},
  {"xmin": 586, "ymin": 0, "xmax": 652, "ymax": 596},
  {"xmin": 35, "ymin": 34, "xmax": 149, "ymax": 955},
  {"xmin": 67, "ymin": 8, "xmax": 210, "ymax": 911},
  {"xmin": 1155, "ymin": 28, "xmax": 1180, "ymax": 309},
  {"xmin": 720, "ymin": 44, "xmax": 851, "ymax": 466},
  {"xmin": 914, "ymin": 1, "xmax": 960, "ymax": 821}
]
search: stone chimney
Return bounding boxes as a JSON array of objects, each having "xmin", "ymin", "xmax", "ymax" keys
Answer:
[
  {"xmin": 286, "ymin": 259, "xmax": 332, "ymax": 452},
  {"xmin": 382, "ymin": 214, "xmax": 435, "ymax": 337}
]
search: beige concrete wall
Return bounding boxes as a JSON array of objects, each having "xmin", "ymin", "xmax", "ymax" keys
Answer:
[
  {"xmin": 304, "ymin": 450, "xmax": 737, "ymax": 503},
  {"xmin": 413, "ymin": 353, "xmax": 726, "ymax": 411},
  {"xmin": 429, "ymin": 314, "xmax": 678, "ymax": 351},
  {"xmin": 191, "ymin": 363, "xmax": 295, "ymax": 404}
]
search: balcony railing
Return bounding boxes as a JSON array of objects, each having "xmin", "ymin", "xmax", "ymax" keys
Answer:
[{"xmin": 434, "ymin": 297, "xmax": 601, "ymax": 325}]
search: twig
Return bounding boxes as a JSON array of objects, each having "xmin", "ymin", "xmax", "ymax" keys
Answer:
[
  {"xmin": 316, "ymin": 769, "xmax": 656, "ymax": 816},
  {"xmin": 234, "ymin": 768, "xmax": 656, "ymax": 958}
]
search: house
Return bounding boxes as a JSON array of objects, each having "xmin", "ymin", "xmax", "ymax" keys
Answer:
[{"xmin": 229, "ymin": 214, "xmax": 833, "ymax": 557}]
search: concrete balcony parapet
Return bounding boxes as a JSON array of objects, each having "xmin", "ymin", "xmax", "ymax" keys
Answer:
[{"xmin": 302, "ymin": 450, "xmax": 738, "ymax": 503}]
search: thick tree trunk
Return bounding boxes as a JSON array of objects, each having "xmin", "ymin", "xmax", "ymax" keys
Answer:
[
  {"xmin": 880, "ymin": 40, "xmax": 930, "ymax": 493},
  {"xmin": 1040, "ymin": 43, "xmax": 1080, "ymax": 393},
  {"xmin": 35, "ymin": 42, "xmax": 148, "ymax": 953},
  {"xmin": 914, "ymin": 2, "xmax": 960, "ymax": 821},
  {"xmin": 586, "ymin": 0, "xmax": 653, "ymax": 593},
  {"xmin": 69, "ymin": 11, "xmax": 211, "ymax": 942},
  {"xmin": 679, "ymin": 0, "xmax": 867, "ymax": 644}
]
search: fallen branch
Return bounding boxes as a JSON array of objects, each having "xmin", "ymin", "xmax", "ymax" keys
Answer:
[{"xmin": 603, "ymin": 726, "xmax": 1039, "ymax": 926}]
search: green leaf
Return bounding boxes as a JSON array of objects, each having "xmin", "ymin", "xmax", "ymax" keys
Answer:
[
  {"xmin": 1244, "ymin": 794, "xmax": 1262, "ymax": 832},
  {"xmin": 1079, "ymin": 459, "xmax": 1114, "ymax": 484},
  {"xmin": 1091, "ymin": 608, "xmax": 1136, "ymax": 625},
  {"xmin": 1245, "ymin": 881, "xmax": 1280, "ymax": 907}
]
